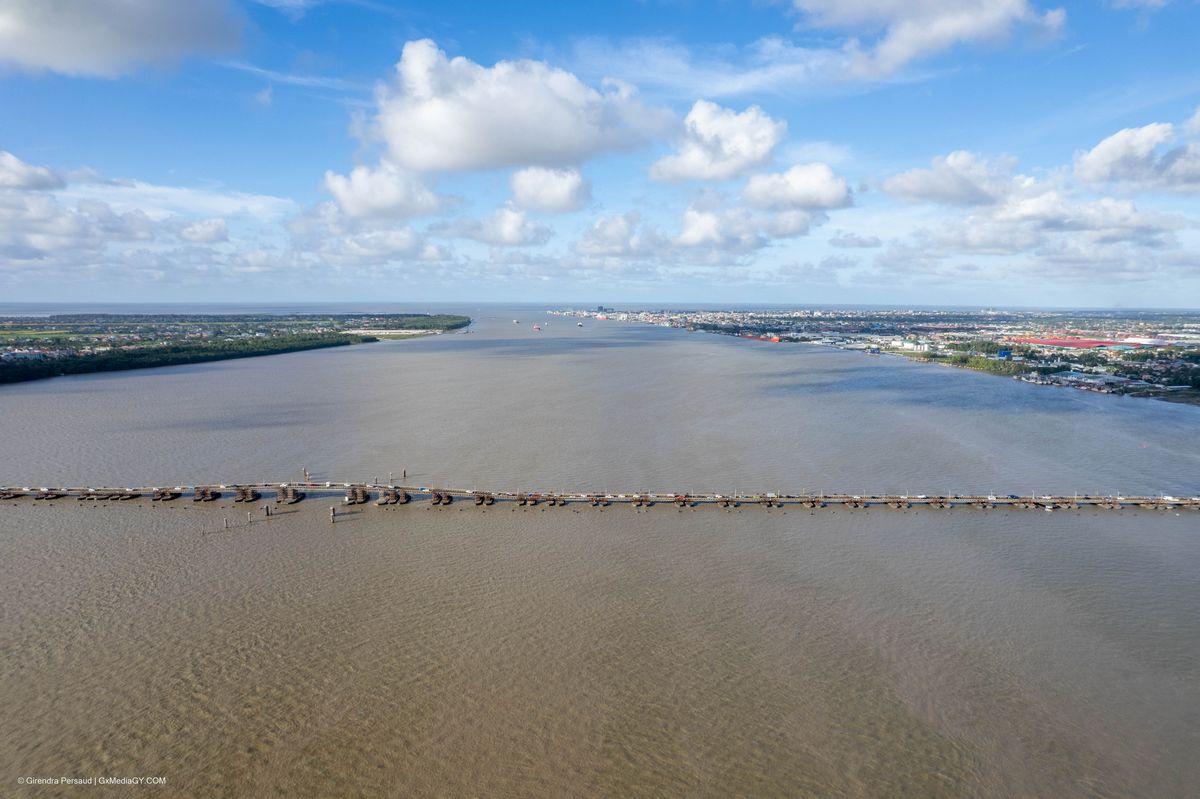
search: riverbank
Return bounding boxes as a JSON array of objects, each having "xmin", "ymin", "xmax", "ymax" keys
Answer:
[
  {"xmin": 883, "ymin": 348, "xmax": 1200, "ymax": 407},
  {"xmin": 562, "ymin": 308, "xmax": 1200, "ymax": 407}
]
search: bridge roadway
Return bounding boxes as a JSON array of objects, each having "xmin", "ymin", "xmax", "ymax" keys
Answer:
[{"xmin": 2, "ymin": 483, "xmax": 1198, "ymax": 511}]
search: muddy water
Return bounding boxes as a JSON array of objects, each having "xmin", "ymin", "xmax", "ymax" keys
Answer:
[{"xmin": 1, "ymin": 308, "xmax": 1198, "ymax": 797}]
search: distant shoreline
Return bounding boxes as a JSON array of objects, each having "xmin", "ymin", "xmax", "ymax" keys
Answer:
[
  {"xmin": 611, "ymin": 317, "xmax": 1200, "ymax": 408},
  {"xmin": 0, "ymin": 313, "xmax": 471, "ymax": 386},
  {"xmin": 0, "ymin": 333, "xmax": 373, "ymax": 385}
]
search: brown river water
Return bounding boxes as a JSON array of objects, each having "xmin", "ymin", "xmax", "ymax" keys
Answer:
[{"xmin": 2, "ymin": 306, "xmax": 1198, "ymax": 797}]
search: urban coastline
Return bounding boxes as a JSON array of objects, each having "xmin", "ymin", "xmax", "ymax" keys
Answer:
[
  {"xmin": 0, "ymin": 313, "xmax": 471, "ymax": 385},
  {"xmin": 554, "ymin": 307, "xmax": 1200, "ymax": 406}
]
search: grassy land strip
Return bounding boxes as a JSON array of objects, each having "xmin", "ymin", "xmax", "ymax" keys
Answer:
[{"xmin": 0, "ymin": 333, "xmax": 375, "ymax": 384}]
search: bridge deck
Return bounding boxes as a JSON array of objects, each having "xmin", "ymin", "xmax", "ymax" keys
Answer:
[{"xmin": 2, "ymin": 483, "xmax": 1197, "ymax": 511}]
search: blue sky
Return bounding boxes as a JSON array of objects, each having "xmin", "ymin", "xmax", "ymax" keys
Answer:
[{"xmin": 1, "ymin": 0, "xmax": 1198, "ymax": 306}]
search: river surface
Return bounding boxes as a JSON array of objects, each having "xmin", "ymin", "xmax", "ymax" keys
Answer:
[{"xmin": 1, "ymin": 306, "xmax": 1198, "ymax": 797}]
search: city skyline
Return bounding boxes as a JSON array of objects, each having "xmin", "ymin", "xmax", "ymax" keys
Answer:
[{"xmin": 2, "ymin": 0, "xmax": 1199, "ymax": 306}]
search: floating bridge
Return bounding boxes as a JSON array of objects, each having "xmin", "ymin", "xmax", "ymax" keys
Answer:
[{"xmin": 2, "ymin": 483, "xmax": 1197, "ymax": 512}]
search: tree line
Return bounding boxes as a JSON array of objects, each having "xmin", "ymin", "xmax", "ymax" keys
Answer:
[{"xmin": 0, "ymin": 333, "xmax": 377, "ymax": 385}]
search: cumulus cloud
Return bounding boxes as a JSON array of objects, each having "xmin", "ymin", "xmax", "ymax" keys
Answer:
[
  {"xmin": 676, "ymin": 206, "xmax": 766, "ymax": 251},
  {"xmin": 792, "ymin": 0, "xmax": 1065, "ymax": 77},
  {"xmin": 761, "ymin": 210, "xmax": 816, "ymax": 237},
  {"xmin": 323, "ymin": 162, "xmax": 444, "ymax": 218},
  {"xmin": 0, "ymin": 151, "xmax": 65, "ymax": 190},
  {"xmin": 433, "ymin": 207, "xmax": 551, "ymax": 247},
  {"xmin": 179, "ymin": 218, "xmax": 228, "ymax": 243},
  {"xmin": 0, "ymin": 192, "xmax": 155, "ymax": 261},
  {"xmin": 573, "ymin": 212, "xmax": 667, "ymax": 258},
  {"xmin": 0, "ymin": 153, "xmax": 305, "ymax": 284},
  {"xmin": 1074, "ymin": 121, "xmax": 1200, "ymax": 191},
  {"xmin": 320, "ymin": 227, "xmax": 447, "ymax": 265},
  {"xmin": 372, "ymin": 39, "xmax": 670, "ymax": 172},
  {"xmin": 0, "ymin": 0, "xmax": 240, "ymax": 77},
  {"xmin": 510, "ymin": 167, "xmax": 590, "ymax": 213},
  {"xmin": 829, "ymin": 231, "xmax": 882, "ymax": 248},
  {"xmin": 879, "ymin": 170, "xmax": 1187, "ymax": 286},
  {"xmin": 1074, "ymin": 123, "xmax": 1172, "ymax": 182},
  {"xmin": 867, "ymin": 135, "xmax": 1198, "ymax": 287},
  {"xmin": 571, "ymin": 201, "xmax": 820, "ymax": 266},
  {"xmin": 675, "ymin": 201, "xmax": 823, "ymax": 254},
  {"xmin": 994, "ymin": 191, "xmax": 1179, "ymax": 242},
  {"xmin": 650, "ymin": 100, "xmax": 786, "ymax": 181},
  {"xmin": 742, "ymin": 163, "xmax": 851, "ymax": 209},
  {"xmin": 883, "ymin": 151, "xmax": 1023, "ymax": 204},
  {"xmin": 1187, "ymin": 107, "xmax": 1200, "ymax": 137}
]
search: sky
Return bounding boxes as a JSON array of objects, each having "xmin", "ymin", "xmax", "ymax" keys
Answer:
[{"xmin": 1, "ymin": 0, "xmax": 1198, "ymax": 307}]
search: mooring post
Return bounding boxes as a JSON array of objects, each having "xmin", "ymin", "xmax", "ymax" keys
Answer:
[{"xmin": 329, "ymin": 506, "xmax": 336, "ymax": 524}]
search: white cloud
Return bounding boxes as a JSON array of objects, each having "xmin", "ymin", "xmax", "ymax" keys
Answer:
[
  {"xmin": 1186, "ymin": 107, "xmax": 1200, "ymax": 137},
  {"xmin": 650, "ymin": 100, "xmax": 786, "ymax": 181},
  {"xmin": 65, "ymin": 179, "xmax": 295, "ymax": 221},
  {"xmin": 0, "ymin": 192, "xmax": 155, "ymax": 261},
  {"xmin": 0, "ymin": 0, "xmax": 240, "ymax": 77},
  {"xmin": 320, "ymin": 227, "xmax": 447, "ymax": 265},
  {"xmin": 676, "ymin": 203, "xmax": 821, "ymax": 253},
  {"xmin": 677, "ymin": 206, "xmax": 764, "ymax": 251},
  {"xmin": 570, "ymin": 36, "xmax": 846, "ymax": 99},
  {"xmin": 573, "ymin": 212, "xmax": 667, "ymax": 258},
  {"xmin": 883, "ymin": 151, "xmax": 1022, "ymax": 205},
  {"xmin": 0, "ymin": 151, "xmax": 64, "ymax": 190},
  {"xmin": 743, "ymin": 163, "xmax": 851, "ymax": 209},
  {"xmin": 373, "ymin": 39, "xmax": 670, "ymax": 172},
  {"xmin": 879, "ymin": 174, "xmax": 1187, "ymax": 286},
  {"xmin": 510, "ymin": 167, "xmax": 590, "ymax": 213},
  {"xmin": 323, "ymin": 162, "xmax": 444, "ymax": 218},
  {"xmin": 1074, "ymin": 121, "xmax": 1200, "ymax": 191},
  {"xmin": 1074, "ymin": 122, "xmax": 1173, "ymax": 182},
  {"xmin": 868, "ymin": 138, "xmax": 1197, "ymax": 287},
  {"xmin": 995, "ymin": 191, "xmax": 1179, "ymax": 241},
  {"xmin": 179, "ymin": 218, "xmax": 228, "ymax": 243},
  {"xmin": 829, "ymin": 231, "xmax": 882, "ymax": 248},
  {"xmin": 433, "ymin": 207, "xmax": 551, "ymax": 247},
  {"xmin": 569, "ymin": 18, "xmax": 1058, "ymax": 101},
  {"xmin": 761, "ymin": 210, "xmax": 816, "ymax": 237},
  {"xmin": 792, "ymin": 0, "xmax": 1066, "ymax": 77},
  {"xmin": 570, "ymin": 203, "xmax": 817, "ymax": 266},
  {"xmin": 0, "ymin": 154, "xmax": 304, "ymax": 282}
]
